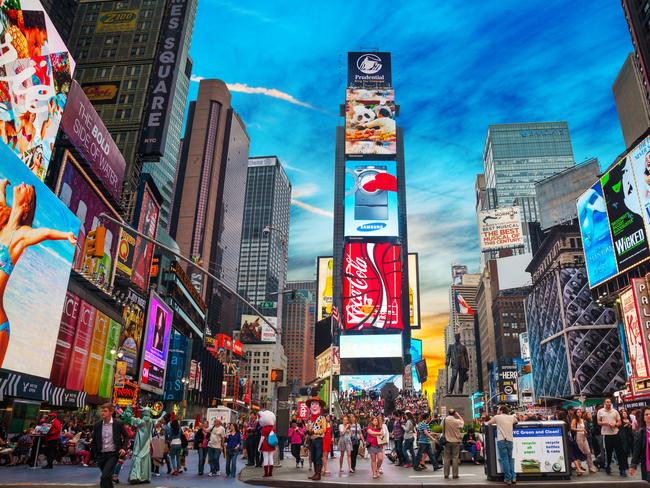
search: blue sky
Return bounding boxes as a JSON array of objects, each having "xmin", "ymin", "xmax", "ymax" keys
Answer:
[{"xmin": 188, "ymin": 0, "xmax": 633, "ymax": 372}]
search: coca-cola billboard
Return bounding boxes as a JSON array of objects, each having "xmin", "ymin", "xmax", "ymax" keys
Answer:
[{"xmin": 343, "ymin": 242, "xmax": 403, "ymax": 331}]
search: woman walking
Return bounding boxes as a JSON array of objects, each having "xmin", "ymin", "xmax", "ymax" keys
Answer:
[
  {"xmin": 630, "ymin": 407, "xmax": 650, "ymax": 481},
  {"xmin": 193, "ymin": 421, "xmax": 209, "ymax": 475},
  {"xmin": 288, "ymin": 420, "xmax": 305, "ymax": 468},
  {"xmin": 166, "ymin": 420, "xmax": 182, "ymax": 476},
  {"xmin": 558, "ymin": 411, "xmax": 586, "ymax": 476},
  {"xmin": 571, "ymin": 409, "xmax": 597, "ymax": 474},
  {"xmin": 621, "ymin": 409, "xmax": 635, "ymax": 467},
  {"xmin": 322, "ymin": 417, "xmax": 332, "ymax": 476},
  {"xmin": 349, "ymin": 414, "xmax": 362, "ymax": 473},
  {"xmin": 402, "ymin": 410, "xmax": 416, "ymax": 468},
  {"xmin": 338, "ymin": 415, "xmax": 353, "ymax": 475},
  {"xmin": 225, "ymin": 424, "xmax": 241, "ymax": 478},
  {"xmin": 376, "ymin": 415, "xmax": 389, "ymax": 474},
  {"xmin": 367, "ymin": 416, "xmax": 382, "ymax": 479}
]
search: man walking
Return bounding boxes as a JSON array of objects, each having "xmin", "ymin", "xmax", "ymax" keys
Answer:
[
  {"xmin": 42, "ymin": 412, "xmax": 61, "ymax": 469},
  {"xmin": 597, "ymin": 398, "xmax": 628, "ymax": 476},
  {"xmin": 442, "ymin": 409, "xmax": 464, "ymax": 479},
  {"xmin": 413, "ymin": 412, "xmax": 441, "ymax": 471},
  {"xmin": 92, "ymin": 403, "xmax": 129, "ymax": 488}
]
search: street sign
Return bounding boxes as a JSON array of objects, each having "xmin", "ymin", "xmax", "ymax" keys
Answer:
[{"xmin": 259, "ymin": 301, "xmax": 277, "ymax": 308}]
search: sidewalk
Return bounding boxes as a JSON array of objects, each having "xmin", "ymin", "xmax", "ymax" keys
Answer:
[{"xmin": 240, "ymin": 457, "xmax": 649, "ymax": 488}]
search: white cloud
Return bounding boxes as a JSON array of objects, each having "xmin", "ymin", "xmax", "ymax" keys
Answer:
[
  {"xmin": 190, "ymin": 75, "xmax": 315, "ymax": 110},
  {"xmin": 291, "ymin": 199, "xmax": 333, "ymax": 218},
  {"xmin": 291, "ymin": 183, "xmax": 320, "ymax": 199}
]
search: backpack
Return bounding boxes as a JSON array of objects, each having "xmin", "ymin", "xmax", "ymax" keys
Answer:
[{"xmin": 267, "ymin": 430, "xmax": 278, "ymax": 447}]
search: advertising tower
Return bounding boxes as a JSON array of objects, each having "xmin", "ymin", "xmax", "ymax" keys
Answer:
[{"xmin": 333, "ymin": 52, "xmax": 413, "ymax": 396}]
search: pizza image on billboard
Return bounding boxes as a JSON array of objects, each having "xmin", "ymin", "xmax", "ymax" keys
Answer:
[{"xmin": 345, "ymin": 88, "xmax": 396, "ymax": 155}]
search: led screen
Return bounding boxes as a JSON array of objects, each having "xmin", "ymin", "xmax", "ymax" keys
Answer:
[
  {"xmin": 343, "ymin": 242, "xmax": 403, "ymax": 331},
  {"xmin": 344, "ymin": 160, "xmax": 398, "ymax": 237},
  {"xmin": 408, "ymin": 253, "xmax": 420, "ymax": 329},
  {"xmin": 316, "ymin": 256, "xmax": 333, "ymax": 321},
  {"xmin": 340, "ymin": 334, "xmax": 402, "ymax": 358},
  {"xmin": 340, "ymin": 374, "xmax": 403, "ymax": 393},
  {"xmin": 139, "ymin": 291, "xmax": 172, "ymax": 395},
  {"xmin": 410, "ymin": 338, "xmax": 423, "ymax": 391},
  {"xmin": 239, "ymin": 314, "xmax": 277, "ymax": 343},
  {"xmin": 345, "ymin": 88, "xmax": 396, "ymax": 155},
  {"xmin": 0, "ymin": 142, "xmax": 78, "ymax": 377}
]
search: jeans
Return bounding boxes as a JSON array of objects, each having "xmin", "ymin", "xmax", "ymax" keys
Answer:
[
  {"xmin": 463, "ymin": 442, "xmax": 478, "ymax": 461},
  {"xmin": 415, "ymin": 442, "xmax": 440, "ymax": 468},
  {"xmin": 291, "ymin": 444, "xmax": 301, "ymax": 465},
  {"xmin": 403, "ymin": 437, "xmax": 415, "ymax": 465},
  {"xmin": 226, "ymin": 448, "xmax": 238, "ymax": 477},
  {"xmin": 497, "ymin": 440, "xmax": 515, "ymax": 482},
  {"xmin": 169, "ymin": 445, "xmax": 182, "ymax": 472},
  {"xmin": 443, "ymin": 442, "xmax": 461, "ymax": 478},
  {"xmin": 310, "ymin": 437, "xmax": 323, "ymax": 469},
  {"xmin": 604, "ymin": 434, "xmax": 628, "ymax": 472},
  {"xmin": 395, "ymin": 438, "xmax": 404, "ymax": 464},
  {"xmin": 208, "ymin": 447, "xmax": 222, "ymax": 474},
  {"xmin": 351, "ymin": 442, "xmax": 359, "ymax": 470},
  {"xmin": 197, "ymin": 447, "xmax": 207, "ymax": 474}
]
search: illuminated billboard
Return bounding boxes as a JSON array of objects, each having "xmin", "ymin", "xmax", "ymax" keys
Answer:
[
  {"xmin": 340, "ymin": 374, "xmax": 402, "ymax": 393},
  {"xmin": 408, "ymin": 253, "xmax": 420, "ymax": 329},
  {"xmin": 340, "ymin": 334, "xmax": 402, "ymax": 358},
  {"xmin": 316, "ymin": 256, "xmax": 333, "ymax": 322},
  {"xmin": 620, "ymin": 283, "xmax": 649, "ymax": 380},
  {"xmin": 344, "ymin": 161, "xmax": 398, "ymax": 237},
  {"xmin": 0, "ymin": 6, "xmax": 73, "ymax": 181},
  {"xmin": 139, "ymin": 291, "xmax": 172, "ymax": 395},
  {"xmin": 345, "ymin": 88, "xmax": 396, "ymax": 155},
  {"xmin": 343, "ymin": 242, "xmax": 403, "ymax": 331},
  {"xmin": 347, "ymin": 52, "xmax": 392, "ymax": 87},
  {"xmin": 131, "ymin": 182, "xmax": 160, "ymax": 291},
  {"xmin": 0, "ymin": 142, "xmax": 78, "ymax": 377},
  {"xmin": 410, "ymin": 338, "xmax": 423, "ymax": 392},
  {"xmin": 240, "ymin": 314, "xmax": 277, "ymax": 343},
  {"xmin": 577, "ymin": 181, "xmax": 618, "ymax": 287},
  {"xmin": 477, "ymin": 206, "xmax": 524, "ymax": 251}
]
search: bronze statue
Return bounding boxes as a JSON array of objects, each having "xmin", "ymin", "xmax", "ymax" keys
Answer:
[{"xmin": 446, "ymin": 333, "xmax": 469, "ymax": 394}]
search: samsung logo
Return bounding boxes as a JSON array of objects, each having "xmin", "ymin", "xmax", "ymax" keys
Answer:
[{"xmin": 357, "ymin": 223, "xmax": 387, "ymax": 232}]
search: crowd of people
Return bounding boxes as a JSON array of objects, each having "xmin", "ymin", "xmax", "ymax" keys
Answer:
[{"xmin": 4, "ymin": 394, "xmax": 650, "ymax": 485}]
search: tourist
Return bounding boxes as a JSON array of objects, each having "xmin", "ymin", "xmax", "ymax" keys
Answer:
[
  {"xmin": 349, "ymin": 414, "xmax": 362, "ymax": 472},
  {"xmin": 402, "ymin": 410, "xmax": 416, "ymax": 468},
  {"xmin": 597, "ymin": 398, "xmax": 628, "ymax": 476},
  {"xmin": 288, "ymin": 420, "xmax": 305, "ymax": 468},
  {"xmin": 487, "ymin": 405, "xmax": 517, "ymax": 486},
  {"xmin": 414, "ymin": 412, "xmax": 441, "ymax": 472},
  {"xmin": 442, "ymin": 409, "xmax": 464, "ymax": 479},
  {"xmin": 571, "ymin": 409, "xmax": 597, "ymax": 474},
  {"xmin": 338, "ymin": 415, "xmax": 353, "ymax": 474},
  {"xmin": 366, "ymin": 416, "xmax": 383, "ymax": 479},
  {"xmin": 629, "ymin": 407, "xmax": 650, "ymax": 481}
]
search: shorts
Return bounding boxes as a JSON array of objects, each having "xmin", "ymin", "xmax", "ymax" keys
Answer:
[
  {"xmin": 338, "ymin": 437, "xmax": 352, "ymax": 452},
  {"xmin": 369, "ymin": 446, "xmax": 382, "ymax": 455}
]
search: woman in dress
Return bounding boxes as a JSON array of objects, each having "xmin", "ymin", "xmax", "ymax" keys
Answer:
[
  {"xmin": 367, "ymin": 416, "xmax": 382, "ymax": 479},
  {"xmin": 338, "ymin": 415, "xmax": 353, "ymax": 475},
  {"xmin": 0, "ymin": 179, "xmax": 76, "ymax": 367},
  {"xmin": 376, "ymin": 415, "xmax": 389, "ymax": 474},
  {"xmin": 321, "ymin": 416, "xmax": 332, "ymax": 476},
  {"xmin": 571, "ymin": 409, "xmax": 597, "ymax": 474},
  {"xmin": 557, "ymin": 410, "xmax": 586, "ymax": 475}
]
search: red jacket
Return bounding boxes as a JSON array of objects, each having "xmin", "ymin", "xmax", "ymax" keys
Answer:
[
  {"xmin": 260, "ymin": 425, "xmax": 275, "ymax": 452},
  {"xmin": 46, "ymin": 418, "xmax": 61, "ymax": 442}
]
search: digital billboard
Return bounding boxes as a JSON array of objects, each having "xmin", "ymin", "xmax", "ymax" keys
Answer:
[
  {"xmin": 601, "ymin": 158, "xmax": 650, "ymax": 271},
  {"xmin": 629, "ymin": 135, "xmax": 650, "ymax": 238},
  {"xmin": 577, "ymin": 181, "xmax": 618, "ymax": 287},
  {"xmin": 131, "ymin": 182, "xmax": 160, "ymax": 291},
  {"xmin": 345, "ymin": 88, "xmax": 396, "ymax": 155},
  {"xmin": 408, "ymin": 253, "xmax": 421, "ymax": 329},
  {"xmin": 620, "ymin": 284, "xmax": 649, "ymax": 380},
  {"xmin": 344, "ymin": 161, "xmax": 398, "ymax": 237},
  {"xmin": 410, "ymin": 338, "xmax": 423, "ymax": 391},
  {"xmin": 118, "ymin": 288, "xmax": 146, "ymax": 378},
  {"xmin": 316, "ymin": 256, "xmax": 333, "ymax": 322},
  {"xmin": 339, "ymin": 334, "xmax": 402, "ymax": 358},
  {"xmin": 56, "ymin": 151, "xmax": 120, "ymax": 288},
  {"xmin": 477, "ymin": 206, "xmax": 524, "ymax": 251},
  {"xmin": 239, "ymin": 314, "xmax": 277, "ymax": 343},
  {"xmin": 139, "ymin": 291, "xmax": 172, "ymax": 395},
  {"xmin": 339, "ymin": 374, "xmax": 402, "ymax": 393},
  {"xmin": 343, "ymin": 242, "xmax": 403, "ymax": 331},
  {"xmin": 347, "ymin": 52, "xmax": 392, "ymax": 87},
  {"xmin": 0, "ymin": 6, "xmax": 73, "ymax": 181},
  {"xmin": 0, "ymin": 142, "xmax": 78, "ymax": 377}
]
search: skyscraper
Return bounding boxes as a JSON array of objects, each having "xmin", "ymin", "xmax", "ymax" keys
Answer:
[
  {"xmin": 67, "ymin": 0, "xmax": 197, "ymax": 216},
  {"xmin": 41, "ymin": 0, "xmax": 79, "ymax": 43},
  {"xmin": 483, "ymin": 122, "xmax": 575, "ymax": 252},
  {"xmin": 282, "ymin": 283, "xmax": 316, "ymax": 391},
  {"xmin": 613, "ymin": 53, "xmax": 650, "ymax": 148},
  {"xmin": 170, "ymin": 79, "xmax": 250, "ymax": 333},
  {"xmin": 623, "ymin": 0, "xmax": 650, "ymax": 105}
]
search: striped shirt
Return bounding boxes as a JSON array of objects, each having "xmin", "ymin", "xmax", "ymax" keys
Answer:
[{"xmin": 417, "ymin": 421, "xmax": 431, "ymax": 444}]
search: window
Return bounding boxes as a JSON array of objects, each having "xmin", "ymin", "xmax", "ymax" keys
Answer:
[
  {"xmin": 126, "ymin": 66, "xmax": 141, "ymax": 76},
  {"xmin": 134, "ymin": 33, "xmax": 149, "ymax": 43},
  {"xmin": 84, "ymin": 12, "xmax": 98, "ymax": 22},
  {"xmin": 115, "ymin": 108, "xmax": 131, "ymax": 120},
  {"xmin": 105, "ymin": 35, "xmax": 120, "ymax": 45},
  {"xmin": 124, "ymin": 79, "xmax": 137, "ymax": 90},
  {"xmin": 138, "ymin": 21, "xmax": 151, "ymax": 30},
  {"xmin": 142, "ymin": 9, "xmax": 153, "ymax": 18},
  {"xmin": 120, "ymin": 94, "xmax": 134, "ymax": 104},
  {"xmin": 77, "ymin": 37, "xmax": 91, "ymax": 47},
  {"xmin": 102, "ymin": 48, "xmax": 117, "ymax": 58},
  {"xmin": 130, "ymin": 47, "xmax": 145, "ymax": 56}
]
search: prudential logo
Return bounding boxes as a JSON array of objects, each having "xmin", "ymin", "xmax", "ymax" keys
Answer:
[{"xmin": 357, "ymin": 54, "xmax": 382, "ymax": 74}]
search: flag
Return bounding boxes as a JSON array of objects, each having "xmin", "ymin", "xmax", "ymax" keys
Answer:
[{"xmin": 455, "ymin": 291, "xmax": 474, "ymax": 315}]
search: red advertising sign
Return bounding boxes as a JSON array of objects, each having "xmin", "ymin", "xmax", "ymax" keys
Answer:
[
  {"xmin": 297, "ymin": 402, "xmax": 309, "ymax": 420},
  {"xmin": 217, "ymin": 333, "xmax": 232, "ymax": 351},
  {"xmin": 232, "ymin": 340, "xmax": 243, "ymax": 357},
  {"xmin": 50, "ymin": 292, "xmax": 80, "ymax": 387},
  {"xmin": 343, "ymin": 242, "xmax": 403, "ymax": 331}
]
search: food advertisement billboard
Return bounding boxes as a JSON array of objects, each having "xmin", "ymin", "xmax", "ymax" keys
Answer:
[
  {"xmin": 495, "ymin": 424, "xmax": 567, "ymax": 474},
  {"xmin": 131, "ymin": 183, "xmax": 160, "ymax": 291},
  {"xmin": 56, "ymin": 152, "xmax": 120, "ymax": 288},
  {"xmin": 477, "ymin": 206, "xmax": 524, "ymax": 251},
  {"xmin": 345, "ymin": 88, "xmax": 396, "ymax": 155},
  {"xmin": 601, "ymin": 158, "xmax": 650, "ymax": 271},
  {"xmin": 59, "ymin": 81, "xmax": 126, "ymax": 201},
  {"xmin": 408, "ymin": 253, "xmax": 420, "ymax": 329},
  {"xmin": 316, "ymin": 256, "xmax": 333, "ymax": 321},
  {"xmin": 576, "ymin": 181, "xmax": 618, "ymax": 287},
  {"xmin": 239, "ymin": 315, "xmax": 277, "ymax": 343},
  {"xmin": 347, "ymin": 52, "xmax": 392, "ymax": 87},
  {"xmin": 0, "ymin": 6, "xmax": 73, "ymax": 181},
  {"xmin": 620, "ymin": 286, "xmax": 649, "ymax": 380},
  {"xmin": 139, "ymin": 292, "xmax": 172, "ymax": 395},
  {"xmin": 343, "ymin": 242, "xmax": 403, "ymax": 331},
  {"xmin": 344, "ymin": 161, "xmax": 398, "ymax": 237},
  {"xmin": 0, "ymin": 143, "xmax": 78, "ymax": 377}
]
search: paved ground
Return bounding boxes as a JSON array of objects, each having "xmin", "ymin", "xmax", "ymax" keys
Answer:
[{"xmin": 0, "ymin": 452, "xmax": 647, "ymax": 488}]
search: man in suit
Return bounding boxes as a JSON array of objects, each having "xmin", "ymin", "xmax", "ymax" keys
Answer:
[{"xmin": 92, "ymin": 403, "xmax": 129, "ymax": 488}]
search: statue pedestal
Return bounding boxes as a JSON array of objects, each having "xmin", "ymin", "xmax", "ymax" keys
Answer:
[{"xmin": 442, "ymin": 395, "xmax": 472, "ymax": 420}]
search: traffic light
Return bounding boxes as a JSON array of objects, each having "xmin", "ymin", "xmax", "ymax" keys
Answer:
[
  {"xmin": 85, "ymin": 226, "xmax": 106, "ymax": 258},
  {"xmin": 270, "ymin": 369, "xmax": 284, "ymax": 383}
]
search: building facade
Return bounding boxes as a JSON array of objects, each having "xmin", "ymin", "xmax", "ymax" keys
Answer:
[
  {"xmin": 525, "ymin": 224, "xmax": 625, "ymax": 399},
  {"xmin": 613, "ymin": 53, "xmax": 650, "ymax": 148},
  {"xmin": 68, "ymin": 0, "xmax": 196, "ymax": 216},
  {"xmin": 281, "ymin": 290, "xmax": 314, "ymax": 392},
  {"xmin": 170, "ymin": 80, "xmax": 250, "ymax": 334},
  {"xmin": 285, "ymin": 280, "xmax": 317, "ymax": 387},
  {"xmin": 41, "ymin": 0, "xmax": 79, "ymax": 43},
  {"xmin": 241, "ymin": 343, "xmax": 287, "ymax": 409},
  {"xmin": 623, "ymin": 1, "xmax": 650, "ymax": 106}
]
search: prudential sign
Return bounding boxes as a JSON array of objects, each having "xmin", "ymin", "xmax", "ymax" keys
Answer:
[{"xmin": 348, "ymin": 52, "xmax": 392, "ymax": 87}]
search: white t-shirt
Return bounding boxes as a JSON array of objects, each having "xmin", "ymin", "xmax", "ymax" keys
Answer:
[
  {"xmin": 488, "ymin": 414, "xmax": 517, "ymax": 442},
  {"xmin": 597, "ymin": 408, "xmax": 620, "ymax": 436},
  {"xmin": 208, "ymin": 425, "xmax": 226, "ymax": 449}
]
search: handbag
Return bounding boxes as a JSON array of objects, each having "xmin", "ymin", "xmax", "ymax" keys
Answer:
[
  {"xmin": 267, "ymin": 431, "xmax": 278, "ymax": 447},
  {"xmin": 358, "ymin": 442, "xmax": 367, "ymax": 458},
  {"xmin": 439, "ymin": 418, "xmax": 447, "ymax": 448}
]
